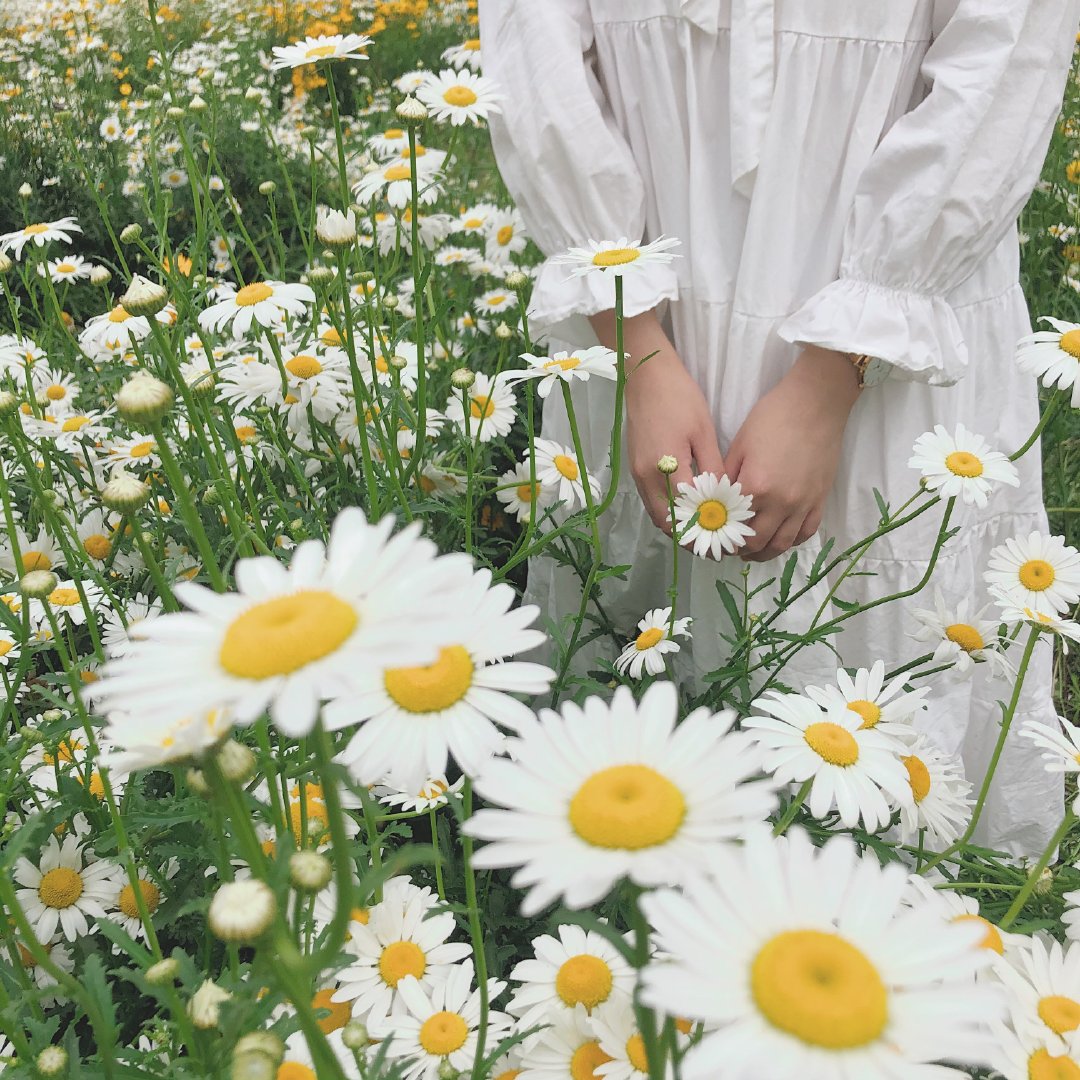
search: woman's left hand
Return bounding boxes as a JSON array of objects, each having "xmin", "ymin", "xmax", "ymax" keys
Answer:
[{"xmin": 725, "ymin": 345, "xmax": 861, "ymax": 562}]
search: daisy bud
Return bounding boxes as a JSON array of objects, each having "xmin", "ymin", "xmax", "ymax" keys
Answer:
[
  {"xmin": 320, "ymin": 250, "xmax": 336, "ymax": 262},
  {"xmin": 307, "ymin": 266, "xmax": 334, "ymax": 285},
  {"xmin": 145, "ymin": 956, "xmax": 180, "ymax": 985},
  {"xmin": 231, "ymin": 1053, "xmax": 275, "ymax": 1080},
  {"xmin": 20, "ymin": 569, "xmax": 57, "ymax": 599},
  {"xmin": 116, "ymin": 372, "xmax": 174, "ymax": 423},
  {"xmin": 214, "ymin": 739, "xmax": 255, "ymax": 784},
  {"xmin": 341, "ymin": 1021, "xmax": 369, "ymax": 1051},
  {"xmin": 258, "ymin": 181, "xmax": 276, "ymax": 196},
  {"xmin": 101, "ymin": 469, "xmax": 150, "ymax": 511},
  {"xmin": 235, "ymin": 1033, "xmax": 284, "ymax": 1065},
  {"xmin": 381, "ymin": 294, "xmax": 399, "ymax": 311},
  {"xmin": 451, "ymin": 368, "xmax": 476, "ymax": 391},
  {"xmin": 41, "ymin": 708, "xmax": 64, "ymax": 723},
  {"xmin": 505, "ymin": 269, "xmax": 528, "ymax": 290},
  {"xmin": 202, "ymin": 482, "xmax": 224, "ymax": 507},
  {"xmin": 208, "ymin": 880, "xmax": 276, "ymax": 943},
  {"xmin": 396, "ymin": 95, "xmax": 428, "ymax": 122},
  {"xmin": 244, "ymin": 87, "xmax": 262, "ymax": 102},
  {"xmin": 120, "ymin": 223, "xmax": 142, "ymax": 244},
  {"xmin": 36, "ymin": 489, "xmax": 62, "ymax": 512},
  {"xmin": 36, "ymin": 1046, "xmax": 68, "ymax": 1076},
  {"xmin": 89, "ymin": 265, "xmax": 111, "ymax": 286},
  {"xmin": 316, "ymin": 207, "xmax": 357, "ymax": 249},
  {"xmin": 388, "ymin": 353, "xmax": 409, "ymax": 371},
  {"xmin": 436, "ymin": 1063, "xmax": 460, "ymax": 1080},
  {"xmin": 188, "ymin": 979, "xmax": 232, "ymax": 1029},
  {"xmin": 18, "ymin": 182, "xmax": 31, "ymax": 199},
  {"xmin": 0, "ymin": 390, "xmax": 17, "ymax": 416},
  {"xmin": 1036, "ymin": 867, "xmax": 1055, "ymax": 895},
  {"xmin": 494, "ymin": 322, "xmax": 513, "ymax": 341},
  {"xmin": 189, "ymin": 94, "xmax": 208, "ymax": 112},
  {"xmin": 166, "ymin": 106, "xmax": 185, "ymax": 120},
  {"xmin": 289, "ymin": 850, "xmax": 332, "ymax": 892},
  {"xmin": 185, "ymin": 767, "xmax": 210, "ymax": 796},
  {"xmin": 298, "ymin": 125, "xmax": 318, "ymax": 139},
  {"xmin": 120, "ymin": 274, "xmax": 169, "ymax": 317},
  {"xmin": 144, "ymin": 84, "xmax": 164, "ymax": 99},
  {"xmin": 657, "ymin": 455, "xmax": 679, "ymax": 475},
  {"xmin": 0, "ymin": 252, "xmax": 12, "ymax": 274}
]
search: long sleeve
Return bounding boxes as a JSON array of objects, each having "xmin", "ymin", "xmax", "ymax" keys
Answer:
[
  {"xmin": 777, "ymin": 0, "xmax": 1080, "ymax": 386},
  {"xmin": 478, "ymin": 0, "xmax": 678, "ymax": 338}
]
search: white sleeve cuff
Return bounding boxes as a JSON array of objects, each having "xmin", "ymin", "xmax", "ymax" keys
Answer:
[
  {"xmin": 776, "ymin": 277, "xmax": 969, "ymax": 387},
  {"xmin": 525, "ymin": 257, "xmax": 680, "ymax": 344}
]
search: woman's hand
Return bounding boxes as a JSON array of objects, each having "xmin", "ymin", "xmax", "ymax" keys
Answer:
[
  {"xmin": 589, "ymin": 309, "xmax": 725, "ymax": 534},
  {"xmin": 726, "ymin": 345, "xmax": 861, "ymax": 562}
]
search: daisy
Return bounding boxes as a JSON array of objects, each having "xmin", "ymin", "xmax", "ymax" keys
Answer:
[
  {"xmin": 996, "ymin": 936, "xmax": 1080, "ymax": 1054},
  {"xmin": 484, "ymin": 207, "xmax": 527, "ymax": 263},
  {"xmin": 17, "ymin": 938, "xmax": 74, "ymax": 1006},
  {"xmin": 456, "ymin": 203, "xmax": 499, "ymax": 235},
  {"xmin": 99, "ymin": 708, "xmax": 233, "ymax": 777},
  {"xmin": 104, "ymin": 432, "xmax": 160, "ymax": 471},
  {"xmin": 103, "ymin": 862, "xmax": 176, "ymax": 943},
  {"xmin": 1016, "ymin": 316, "xmax": 1080, "ymax": 407},
  {"xmin": 377, "ymin": 961, "xmax": 511, "ymax": 1080},
  {"xmin": 1020, "ymin": 717, "xmax": 1080, "ymax": 776},
  {"xmin": 985, "ymin": 532, "xmax": 1080, "ymax": 617},
  {"xmin": 374, "ymin": 775, "xmax": 464, "ymax": 814},
  {"xmin": 533, "ymin": 438, "xmax": 603, "ymax": 512},
  {"xmin": 908, "ymin": 588, "xmax": 1013, "ymax": 680},
  {"xmin": 444, "ymin": 371, "xmax": 518, "ymax": 443},
  {"xmin": 908, "ymin": 424, "xmax": 1019, "ymax": 507},
  {"xmin": 742, "ymin": 691, "xmax": 913, "ymax": 833},
  {"xmin": 39, "ymin": 578, "xmax": 104, "ymax": 627},
  {"xmin": 160, "ymin": 167, "xmax": 188, "ymax": 189},
  {"xmin": 13, "ymin": 834, "xmax": 119, "ymax": 943},
  {"xmin": 592, "ymin": 997, "xmax": 670, "ymax": 1080},
  {"xmin": 42, "ymin": 255, "xmax": 91, "ymax": 283},
  {"xmin": 442, "ymin": 38, "xmax": 483, "ymax": 71},
  {"xmin": 0, "ymin": 634, "xmax": 21, "ymax": 668},
  {"xmin": 332, "ymin": 877, "xmax": 472, "ymax": 1026},
  {"xmin": 502, "ymin": 346, "xmax": 617, "ymax": 399},
  {"xmin": 363, "ymin": 339, "xmax": 419, "ymax": 392},
  {"xmin": 672, "ymin": 472, "xmax": 755, "ymax": 559},
  {"xmin": 465, "ymin": 682, "xmax": 779, "ymax": 916},
  {"xmin": 31, "ymin": 368, "xmax": 80, "ymax": 408},
  {"xmin": 893, "ymin": 735, "xmax": 972, "ymax": 847},
  {"xmin": 641, "ymin": 827, "xmax": 1000, "ymax": 1080},
  {"xmin": 198, "ymin": 280, "xmax": 315, "ymax": 339},
  {"xmin": 554, "ymin": 236, "xmax": 681, "ymax": 278},
  {"xmin": 330, "ymin": 567, "xmax": 554, "ymax": 791},
  {"xmin": 270, "ymin": 32, "xmax": 371, "ymax": 69},
  {"xmin": 275, "ymin": 1029, "xmax": 357, "ymax": 1079},
  {"xmin": 85, "ymin": 507, "xmax": 474, "ymax": 738},
  {"xmin": 369, "ymin": 126, "xmax": 411, "ymax": 158},
  {"xmin": 994, "ymin": 598, "xmax": 1080, "ymax": 650},
  {"xmin": 99, "ymin": 595, "xmax": 162, "ymax": 658},
  {"xmin": 905, "ymin": 874, "xmax": 1019, "ymax": 958},
  {"xmin": 0, "ymin": 216, "xmax": 81, "ymax": 260},
  {"xmin": 991, "ymin": 1022, "xmax": 1080, "ymax": 1080},
  {"xmin": 516, "ymin": 1005, "xmax": 616, "ymax": 1080},
  {"xmin": 474, "ymin": 287, "xmax": 517, "ymax": 315},
  {"xmin": 434, "ymin": 245, "xmax": 480, "ymax": 268},
  {"xmin": 495, "ymin": 460, "xmax": 556, "ymax": 524},
  {"xmin": 78, "ymin": 304, "xmax": 155, "ymax": 356},
  {"xmin": 613, "ymin": 607, "xmax": 691, "ymax": 679},
  {"xmin": 507, "ymin": 924, "xmax": 635, "ymax": 1034},
  {"xmin": 416, "ymin": 68, "xmax": 502, "ymax": 127},
  {"xmin": 803, "ymin": 659, "xmax": 930, "ymax": 739},
  {"xmin": 0, "ymin": 525, "xmax": 61, "ymax": 575},
  {"xmin": 353, "ymin": 157, "xmax": 443, "ymax": 210}
]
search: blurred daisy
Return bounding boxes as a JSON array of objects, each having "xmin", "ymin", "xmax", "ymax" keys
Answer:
[
  {"xmin": 1016, "ymin": 316, "xmax": 1080, "ymax": 407},
  {"xmin": 908, "ymin": 588, "xmax": 1012, "ymax": 679},
  {"xmin": 996, "ymin": 935, "xmax": 1080, "ymax": 1055},
  {"xmin": 270, "ymin": 32, "xmax": 371, "ymax": 69},
  {"xmin": 533, "ymin": 438, "xmax": 603, "ymax": 512},
  {"xmin": 641, "ymin": 827, "xmax": 998, "ymax": 1080},
  {"xmin": 516, "ymin": 1005, "xmax": 615, "ymax": 1080},
  {"xmin": 985, "ymin": 532, "xmax": 1080, "ymax": 617},
  {"xmin": 353, "ymin": 157, "xmax": 443, "ymax": 210},
  {"xmin": 555, "ymin": 236, "xmax": 681, "ymax": 278},
  {"xmin": 613, "ymin": 607, "xmax": 691, "ymax": 679},
  {"xmin": 908, "ymin": 424, "xmax": 1019, "ymax": 507},
  {"xmin": 991, "ymin": 1021, "xmax": 1080, "ymax": 1080},
  {"xmin": 1020, "ymin": 717, "xmax": 1080, "ymax": 777},
  {"xmin": 496, "ymin": 460, "xmax": 556, "ymax": 524},
  {"xmin": 474, "ymin": 287, "xmax": 517, "ymax": 315},
  {"xmin": 592, "ymin": 997, "xmax": 667, "ymax": 1080},
  {"xmin": 373, "ymin": 775, "xmax": 464, "ymax": 814},
  {"xmin": 444, "ymin": 371, "xmax": 517, "ymax": 443},
  {"xmin": 42, "ymin": 255, "xmax": 91, "ymax": 283},
  {"xmin": 0, "ymin": 216, "xmax": 81, "ymax": 260},
  {"xmin": 672, "ymin": 472, "xmax": 755, "ymax": 559},
  {"xmin": 994, "ymin": 598, "xmax": 1080, "ymax": 650},
  {"xmin": 485, "ymin": 207, "xmax": 527, "ymax": 263},
  {"xmin": 743, "ymin": 691, "xmax": 913, "ymax": 833},
  {"xmin": 905, "ymin": 874, "xmax": 1018, "ymax": 958},
  {"xmin": 198, "ymin": 280, "xmax": 315, "ymax": 339},
  {"xmin": 803, "ymin": 659, "xmax": 929, "ymax": 739},
  {"xmin": 417, "ymin": 68, "xmax": 502, "ymax": 127},
  {"xmin": 442, "ymin": 38, "xmax": 482, "ymax": 71},
  {"xmin": 894, "ymin": 735, "xmax": 972, "ymax": 847},
  {"xmin": 466, "ymin": 682, "xmax": 778, "ymax": 916},
  {"xmin": 275, "ymin": 1029, "xmax": 357, "ymax": 1079},
  {"xmin": 99, "ymin": 708, "xmax": 233, "ymax": 777},
  {"xmin": 502, "ymin": 346, "xmax": 617, "ymax": 399}
]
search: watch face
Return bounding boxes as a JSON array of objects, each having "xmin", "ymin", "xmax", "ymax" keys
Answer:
[{"xmin": 862, "ymin": 357, "xmax": 891, "ymax": 387}]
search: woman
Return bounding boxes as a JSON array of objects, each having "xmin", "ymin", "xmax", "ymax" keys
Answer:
[{"xmin": 478, "ymin": 0, "xmax": 1079, "ymax": 855}]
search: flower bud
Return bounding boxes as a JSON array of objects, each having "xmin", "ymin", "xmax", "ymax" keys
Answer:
[
  {"xmin": 214, "ymin": 739, "xmax": 255, "ymax": 784},
  {"xmin": 306, "ymin": 266, "xmax": 335, "ymax": 285},
  {"xmin": 208, "ymin": 880, "xmax": 276, "ymax": 943},
  {"xmin": 381, "ymin": 294, "xmax": 399, "ymax": 311},
  {"xmin": 20, "ymin": 570, "xmax": 57, "ymax": 599},
  {"xmin": 341, "ymin": 1021, "xmax": 369, "ymax": 1051},
  {"xmin": 144, "ymin": 83, "xmax": 164, "ymax": 99},
  {"xmin": 316, "ymin": 207, "xmax": 357, "ymax": 249},
  {"xmin": 189, "ymin": 980, "xmax": 231, "ymax": 1029},
  {"xmin": 258, "ymin": 181, "xmax": 276, "ymax": 196},
  {"xmin": 494, "ymin": 322, "xmax": 513, "ymax": 341},
  {"xmin": 1035, "ymin": 866, "xmax": 1055, "ymax": 896},
  {"xmin": 230, "ymin": 1053, "xmax": 275, "ymax": 1080},
  {"xmin": 101, "ymin": 470, "xmax": 151, "ymax": 511},
  {"xmin": 189, "ymin": 94, "xmax": 208, "ymax": 112},
  {"xmin": 505, "ymin": 269, "xmax": 528, "ymax": 289},
  {"xmin": 388, "ymin": 354, "xmax": 409, "ymax": 371},
  {"xmin": 0, "ymin": 252, "xmax": 12, "ymax": 275},
  {"xmin": 120, "ymin": 274, "xmax": 169, "ymax": 317},
  {"xmin": 0, "ymin": 390, "xmax": 17, "ymax": 416},
  {"xmin": 36, "ymin": 1046, "xmax": 67, "ymax": 1076},
  {"xmin": 437, "ymin": 1062, "xmax": 460, "ymax": 1080},
  {"xmin": 41, "ymin": 708, "xmax": 64, "ymax": 723},
  {"xmin": 18, "ymin": 182, "xmax": 31, "ymax": 199},
  {"xmin": 234, "ymin": 1032, "xmax": 284, "ymax": 1065},
  {"xmin": 166, "ymin": 106, "xmax": 185, "ymax": 120},
  {"xmin": 116, "ymin": 372, "xmax": 173, "ymax": 423},
  {"xmin": 657, "ymin": 455, "xmax": 679, "ymax": 475},
  {"xmin": 145, "ymin": 956, "xmax": 180, "ymax": 985},
  {"xmin": 450, "ymin": 367, "xmax": 475, "ymax": 390},
  {"xmin": 290, "ymin": 850, "xmax": 332, "ymax": 892},
  {"xmin": 320, "ymin": 249, "xmax": 336, "ymax": 263},
  {"xmin": 396, "ymin": 95, "xmax": 428, "ymax": 122},
  {"xmin": 89, "ymin": 265, "xmax": 111, "ymax": 286},
  {"xmin": 185, "ymin": 767, "xmax": 210, "ymax": 796},
  {"xmin": 120, "ymin": 223, "xmax": 143, "ymax": 244},
  {"xmin": 244, "ymin": 87, "xmax": 263, "ymax": 102}
]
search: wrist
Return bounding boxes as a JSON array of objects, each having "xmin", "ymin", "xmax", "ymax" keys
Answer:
[{"xmin": 791, "ymin": 346, "xmax": 861, "ymax": 409}]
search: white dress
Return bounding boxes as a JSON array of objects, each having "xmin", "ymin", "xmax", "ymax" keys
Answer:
[{"xmin": 478, "ymin": 0, "xmax": 1080, "ymax": 856}]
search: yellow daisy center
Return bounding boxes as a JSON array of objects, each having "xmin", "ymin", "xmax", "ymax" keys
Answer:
[
  {"xmin": 592, "ymin": 247, "xmax": 641, "ymax": 268},
  {"xmin": 54, "ymin": 262, "xmax": 76, "ymax": 275},
  {"xmin": 555, "ymin": 954, "xmax": 613, "ymax": 1010},
  {"xmin": 696, "ymin": 500, "xmax": 728, "ymax": 531},
  {"xmin": 496, "ymin": 225, "xmax": 514, "ymax": 246},
  {"xmin": 485, "ymin": 294, "xmax": 507, "ymax": 306},
  {"xmin": 22, "ymin": 550, "xmax": 52, "ymax": 572},
  {"xmin": 751, "ymin": 930, "xmax": 887, "ymax": 1050},
  {"xmin": 419, "ymin": 1010, "xmax": 469, "ymax": 1056},
  {"xmin": 304, "ymin": 43, "xmax": 338, "ymax": 58},
  {"xmin": 0, "ymin": 641, "xmax": 12, "ymax": 657},
  {"xmin": 383, "ymin": 128, "xmax": 404, "ymax": 139},
  {"xmin": 128, "ymin": 440, "xmax": 154, "ymax": 458},
  {"xmin": 569, "ymin": 764, "xmax": 686, "ymax": 850},
  {"xmin": 554, "ymin": 454, "xmax": 579, "ymax": 481},
  {"xmin": 48, "ymin": 588, "xmax": 80, "ymax": 607},
  {"xmin": 1040, "ymin": 995, "xmax": 1080, "ymax": 1036},
  {"xmin": 383, "ymin": 164, "xmax": 412, "ymax": 182},
  {"xmin": 43, "ymin": 738, "xmax": 82, "ymax": 765},
  {"xmin": 218, "ymin": 590, "xmax": 358, "ymax": 680},
  {"xmin": 24, "ymin": 223, "xmax": 50, "ymax": 235},
  {"xmin": 804, "ymin": 722, "xmax": 859, "ymax": 766},
  {"xmin": 38, "ymin": 866, "xmax": 84, "ymax": 909},
  {"xmin": 286, "ymin": 354, "xmax": 322, "ymax": 379},
  {"xmin": 635, "ymin": 627, "xmax": 664, "ymax": 651},
  {"xmin": 62, "ymin": 416, "xmax": 91, "ymax": 432},
  {"xmin": 320, "ymin": 327, "xmax": 342, "ymax": 346},
  {"xmin": 443, "ymin": 85, "xmax": 477, "ymax": 107},
  {"xmin": 1058, "ymin": 329, "xmax": 1080, "ymax": 359},
  {"xmin": 1029, "ymin": 1048, "xmax": 1080, "ymax": 1080},
  {"xmin": 46, "ymin": 384, "xmax": 67, "ymax": 400},
  {"xmin": 493, "ymin": 1072, "xmax": 520, "ymax": 1080},
  {"xmin": 379, "ymin": 940, "xmax": 428, "ymax": 988},
  {"xmin": 625, "ymin": 1033, "xmax": 648, "ymax": 1073},
  {"xmin": 569, "ymin": 1041, "xmax": 613, "ymax": 1080},
  {"xmin": 108, "ymin": 305, "xmax": 131, "ymax": 323},
  {"xmin": 902, "ymin": 755, "xmax": 932, "ymax": 803},
  {"xmin": 944, "ymin": 451, "xmax": 983, "ymax": 478},
  {"xmin": 470, "ymin": 394, "xmax": 495, "ymax": 420},
  {"xmin": 543, "ymin": 357, "xmax": 580, "ymax": 372},
  {"xmin": 516, "ymin": 483, "xmax": 535, "ymax": 503},
  {"xmin": 1019, "ymin": 559, "xmax": 1056, "ymax": 592},
  {"xmin": 119, "ymin": 879, "xmax": 161, "ymax": 918},
  {"xmin": 383, "ymin": 645, "xmax": 474, "ymax": 714},
  {"xmin": 278, "ymin": 1064, "xmax": 316, "ymax": 1080},
  {"xmin": 464, "ymin": 38, "xmax": 481, "ymax": 50},
  {"xmin": 953, "ymin": 914, "xmax": 1003, "ymax": 954},
  {"xmin": 235, "ymin": 282, "xmax": 275, "ymax": 306},
  {"xmin": 235, "ymin": 424, "xmax": 257, "ymax": 442},
  {"xmin": 946, "ymin": 622, "xmax": 984, "ymax": 652},
  {"xmin": 463, "ymin": 217, "xmax": 484, "ymax": 229},
  {"xmin": 288, "ymin": 797, "xmax": 329, "ymax": 846},
  {"xmin": 846, "ymin": 699, "xmax": 882, "ymax": 730}
]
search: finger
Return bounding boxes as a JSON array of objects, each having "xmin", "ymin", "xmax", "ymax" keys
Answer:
[
  {"xmin": 756, "ymin": 517, "xmax": 803, "ymax": 562},
  {"xmin": 794, "ymin": 509, "xmax": 821, "ymax": 547},
  {"xmin": 689, "ymin": 425, "xmax": 725, "ymax": 479},
  {"xmin": 739, "ymin": 506, "xmax": 784, "ymax": 559}
]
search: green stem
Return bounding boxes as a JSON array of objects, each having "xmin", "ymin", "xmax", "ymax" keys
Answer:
[
  {"xmin": 773, "ymin": 779, "xmax": 813, "ymax": 837},
  {"xmin": 1000, "ymin": 808, "xmax": 1075, "ymax": 928},
  {"xmin": 463, "ymin": 780, "xmax": 490, "ymax": 1080}
]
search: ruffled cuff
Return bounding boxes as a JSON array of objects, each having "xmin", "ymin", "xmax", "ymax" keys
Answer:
[
  {"xmin": 776, "ymin": 278, "xmax": 969, "ymax": 387},
  {"xmin": 526, "ymin": 256, "xmax": 680, "ymax": 343}
]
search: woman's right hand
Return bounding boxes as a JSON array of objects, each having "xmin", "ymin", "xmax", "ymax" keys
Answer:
[{"xmin": 589, "ymin": 308, "xmax": 725, "ymax": 534}]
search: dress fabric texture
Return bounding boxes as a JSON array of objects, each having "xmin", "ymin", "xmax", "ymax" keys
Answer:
[{"xmin": 478, "ymin": 0, "xmax": 1080, "ymax": 856}]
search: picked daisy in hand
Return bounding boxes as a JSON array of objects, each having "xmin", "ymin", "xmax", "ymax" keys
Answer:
[
  {"xmin": 908, "ymin": 423, "xmax": 1019, "ymax": 507},
  {"xmin": 893, "ymin": 735, "xmax": 972, "ymax": 848},
  {"xmin": 0, "ymin": 216, "xmax": 81, "ymax": 260},
  {"xmin": 555, "ymin": 236, "xmax": 681, "ymax": 278},
  {"xmin": 1015, "ymin": 315, "xmax": 1080, "ymax": 407},
  {"xmin": 641, "ymin": 827, "xmax": 1000, "ymax": 1080},
  {"xmin": 269, "ymin": 32, "xmax": 372, "ymax": 69},
  {"xmin": 416, "ymin": 68, "xmax": 502, "ymax": 127},
  {"xmin": 501, "ymin": 346, "xmax": 618, "ymax": 399},
  {"xmin": 672, "ymin": 472, "xmax": 755, "ymax": 560},
  {"xmin": 198, "ymin": 280, "xmax": 316, "ymax": 339},
  {"xmin": 86, "ymin": 508, "xmax": 473, "ymax": 738},
  {"xmin": 743, "ymin": 690, "xmax": 913, "ymax": 833},
  {"xmin": 613, "ymin": 607, "xmax": 691, "ymax": 679},
  {"xmin": 465, "ymin": 681, "xmax": 778, "ymax": 916},
  {"xmin": 803, "ymin": 659, "xmax": 929, "ymax": 739},
  {"xmin": 533, "ymin": 438, "xmax": 604, "ymax": 513},
  {"xmin": 985, "ymin": 531, "xmax": 1080, "ymax": 618},
  {"xmin": 908, "ymin": 588, "xmax": 1013, "ymax": 680}
]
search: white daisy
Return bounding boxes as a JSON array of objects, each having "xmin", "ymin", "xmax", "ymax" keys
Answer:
[
  {"xmin": 39, "ymin": 578, "xmax": 104, "ymax": 627},
  {"xmin": 78, "ymin": 304, "xmax": 155, "ymax": 356},
  {"xmin": 198, "ymin": 280, "xmax": 315, "ymax": 340},
  {"xmin": 803, "ymin": 659, "xmax": 929, "ymax": 740},
  {"xmin": 444, "ymin": 371, "xmax": 517, "ymax": 443},
  {"xmin": 353, "ymin": 157, "xmax": 443, "ymax": 210},
  {"xmin": 904, "ymin": 874, "xmax": 1019, "ymax": 958},
  {"xmin": 893, "ymin": 735, "xmax": 972, "ymax": 848},
  {"xmin": 441, "ymin": 38, "xmax": 483, "ymax": 72},
  {"xmin": 908, "ymin": 423, "xmax": 1020, "ymax": 507},
  {"xmin": 16, "ymin": 938, "xmax": 74, "ymax": 1006},
  {"xmin": 533, "ymin": 438, "xmax": 603, "ymax": 512},
  {"xmin": 1015, "ymin": 315, "xmax": 1080, "ymax": 408},
  {"xmin": 0, "ymin": 525, "xmax": 61, "ymax": 576},
  {"xmin": 994, "ymin": 598, "xmax": 1080, "ymax": 650},
  {"xmin": 672, "ymin": 472, "xmax": 755, "ymax": 560},
  {"xmin": 368, "ymin": 126, "xmax": 411, "ymax": 158},
  {"xmin": 274, "ymin": 1029, "xmax": 357, "ymax": 1079},
  {"xmin": 269, "ymin": 32, "xmax": 371, "ymax": 69},
  {"xmin": 613, "ymin": 607, "xmax": 691, "ymax": 680},
  {"xmin": 330, "ymin": 567, "xmax": 554, "ymax": 791},
  {"xmin": 592, "ymin": 997, "xmax": 671, "ymax": 1080},
  {"xmin": 104, "ymin": 432, "xmax": 160, "ymax": 471},
  {"xmin": 466, "ymin": 682, "xmax": 778, "ymax": 916},
  {"xmin": 743, "ymin": 691, "xmax": 913, "ymax": 833},
  {"xmin": 99, "ymin": 595, "xmax": 163, "ymax": 658},
  {"xmin": 495, "ymin": 460, "xmax": 557, "ymax": 524},
  {"xmin": 641, "ymin": 827, "xmax": 1000, "ymax": 1080},
  {"xmin": 416, "ymin": 68, "xmax": 502, "ymax": 127},
  {"xmin": 908, "ymin": 588, "xmax": 1013, "ymax": 680},
  {"xmin": 43, "ymin": 255, "xmax": 91, "ymax": 283},
  {"xmin": 0, "ymin": 216, "xmax": 81, "ymax": 260},
  {"xmin": 996, "ymin": 936, "xmax": 1080, "ymax": 1054},
  {"xmin": 103, "ymin": 862, "xmax": 176, "ymax": 943},
  {"xmin": 85, "ymin": 508, "xmax": 473, "ymax": 738},
  {"xmin": 991, "ymin": 1021, "xmax": 1080, "ymax": 1080},
  {"xmin": 99, "ymin": 708, "xmax": 233, "ymax": 777},
  {"xmin": 515, "ymin": 1005, "xmax": 617, "ymax": 1080},
  {"xmin": 1020, "ymin": 717, "xmax": 1080, "ymax": 776},
  {"xmin": 554, "ymin": 236, "xmax": 681, "ymax": 278},
  {"xmin": 985, "ymin": 532, "xmax": 1080, "ymax": 617},
  {"xmin": 484, "ymin": 207, "xmax": 527, "ymax": 263},
  {"xmin": 502, "ymin": 347, "xmax": 617, "ymax": 399},
  {"xmin": 373, "ymin": 775, "xmax": 464, "ymax": 814},
  {"xmin": 473, "ymin": 287, "xmax": 517, "ymax": 315}
]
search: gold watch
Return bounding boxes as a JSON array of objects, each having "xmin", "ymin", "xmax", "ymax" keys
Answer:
[{"xmin": 848, "ymin": 352, "xmax": 891, "ymax": 390}]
